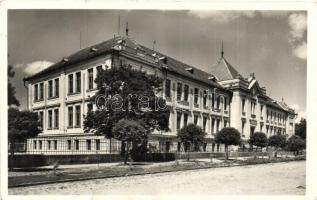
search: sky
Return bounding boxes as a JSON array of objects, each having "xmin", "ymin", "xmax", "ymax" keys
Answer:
[{"xmin": 8, "ymin": 10, "xmax": 307, "ymax": 122}]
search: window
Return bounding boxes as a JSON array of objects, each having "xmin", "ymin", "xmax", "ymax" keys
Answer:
[
  {"xmin": 47, "ymin": 140, "xmax": 51, "ymax": 150},
  {"xmin": 216, "ymin": 119, "xmax": 220, "ymax": 132},
  {"xmin": 203, "ymin": 90, "xmax": 207, "ymax": 108},
  {"xmin": 211, "ymin": 118, "xmax": 215, "ymax": 134},
  {"xmin": 87, "ymin": 104, "xmax": 93, "ymax": 113},
  {"xmin": 76, "ymin": 72, "xmax": 81, "ymax": 93},
  {"xmin": 211, "ymin": 93, "xmax": 215, "ymax": 108},
  {"xmin": 194, "ymin": 88, "xmax": 199, "ymax": 105},
  {"xmin": 88, "ymin": 68, "xmax": 94, "ymax": 90},
  {"xmin": 194, "ymin": 115, "xmax": 198, "ymax": 125},
  {"xmin": 96, "ymin": 139, "xmax": 100, "ymax": 151},
  {"xmin": 48, "ymin": 110, "xmax": 53, "ymax": 129},
  {"xmin": 176, "ymin": 112, "xmax": 181, "ymax": 130},
  {"xmin": 224, "ymin": 97, "xmax": 228, "ymax": 110},
  {"xmin": 165, "ymin": 79, "xmax": 171, "ymax": 98},
  {"xmin": 86, "ymin": 139, "xmax": 91, "ymax": 150},
  {"xmin": 184, "ymin": 84, "xmax": 189, "ymax": 102},
  {"xmin": 68, "ymin": 74, "xmax": 73, "ymax": 94},
  {"xmin": 224, "ymin": 120, "xmax": 228, "ymax": 128},
  {"xmin": 68, "ymin": 107, "xmax": 73, "ymax": 127},
  {"xmin": 75, "ymin": 105, "xmax": 81, "ymax": 127},
  {"xmin": 33, "ymin": 140, "xmax": 37, "ymax": 150},
  {"xmin": 177, "ymin": 82, "xmax": 182, "ymax": 101},
  {"xmin": 183, "ymin": 113, "xmax": 188, "ymax": 126},
  {"xmin": 216, "ymin": 96, "xmax": 220, "ymax": 109},
  {"xmin": 242, "ymin": 99, "xmax": 245, "ymax": 112},
  {"xmin": 75, "ymin": 140, "xmax": 79, "ymax": 150},
  {"xmin": 39, "ymin": 111, "xmax": 44, "ymax": 128},
  {"xmin": 54, "ymin": 109, "xmax": 59, "ymax": 129},
  {"xmin": 67, "ymin": 140, "xmax": 71, "ymax": 150},
  {"xmin": 203, "ymin": 116, "xmax": 207, "ymax": 131},
  {"xmin": 48, "ymin": 80, "xmax": 53, "ymax": 98},
  {"xmin": 242, "ymin": 120, "xmax": 245, "ymax": 134},
  {"xmin": 39, "ymin": 83, "xmax": 44, "ymax": 100},
  {"xmin": 53, "ymin": 140, "xmax": 57, "ymax": 150},
  {"xmin": 34, "ymin": 84, "xmax": 38, "ymax": 100},
  {"xmin": 39, "ymin": 140, "xmax": 42, "ymax": 150},
  {"xmin": 55, "ymin": 78, "xmax": 59, "ymax": 97}
]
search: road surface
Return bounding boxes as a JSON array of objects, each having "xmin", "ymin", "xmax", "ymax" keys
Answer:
[{"xmin": 9, "ymin": 161, "xmax": 305, "ymax": 195}]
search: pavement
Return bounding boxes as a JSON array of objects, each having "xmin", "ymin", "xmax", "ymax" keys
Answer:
[{"xmin": 9, "ymin": 160, "xmax": 306, "ymax": 195}]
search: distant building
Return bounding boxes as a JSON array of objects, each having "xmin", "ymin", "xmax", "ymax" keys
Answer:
[{"xmin": 24, "ymin": 35, "xmax": 296, "ymax": 154}]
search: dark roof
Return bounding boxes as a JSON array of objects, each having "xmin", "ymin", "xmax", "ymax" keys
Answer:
[
  {"xmin": 210, "ymin": 56, "xmax": 240, "ymax": 81},
  {"xmin": 24, "ymin": 37, "xmax": 117, "ymax": 80},
  {"xmin": 25, "ymin": 36, "xmax": 224, "ymax": 90}
]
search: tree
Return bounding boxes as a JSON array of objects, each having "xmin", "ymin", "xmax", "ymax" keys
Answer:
[
  {"xmin": 84, "ymin": 65, "xmax": 170, "ymax": 154},
  {"xmin": 8, "ymin": 65, "xmax": 20, "ymax": 106},
  {"xmin": 112, "ymin": 119, "xmax": 148, "ymax": 164},
  {"xmin": 8, "ymin": 108, "xmax": 42, "ymax": 169},
  {"xmin": 268, "ymin": 134, "xmax": 287, "ymax": 157},
  {"xmin": 215, "ymin": 127, "xmax": 241, "ymax": 160},
  {"xmin": 286, "ymin": 135, "xmax": 306, "ymax": 156},
  {"xmin": 177, "ymin": 123, "xmax": 206, "ymax": 160},
  {"xmin": 295, "ymin": 118, "xmax": 306, "ymax": 140},
  {"xmin": 249, "ymin": 132, "xmax": 268, "ymax": 152}
]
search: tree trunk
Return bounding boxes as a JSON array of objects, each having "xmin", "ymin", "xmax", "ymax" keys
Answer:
[
  {"xmin": 124, "ymin": 142, "xmax": 130, "ymax": 165},
  {"xmin": 225, "ymin": 145, "xmax": 229, "ymax": 160}
]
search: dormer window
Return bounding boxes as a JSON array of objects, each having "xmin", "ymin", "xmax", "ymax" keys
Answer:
[
  {"xmin": 91, "ymin": 47, "xmax": 98, "ymax": 52},
  {"xmin": 208, "ymin": 75, "xmax": 217, "ymax": 81},
  {"xmin": 185, "ymin": 67, "xmax": 194, "ymax": 74}
]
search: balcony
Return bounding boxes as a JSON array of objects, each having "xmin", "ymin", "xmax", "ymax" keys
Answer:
[
  {"xmin": 224, "ymin": 110, "xmax": 229, "ymax": 115},
  {"xmin": 203, "ymin": 105, "xmax": 209, "ymax": 110},
  {"xmin": 251, "ymin": 114, "xmax": 256, "ymax": 119},
  {"xmin": 194, "ymin": 103, "xmax": 199, "ymax": 108},
  {"xmin": 183, "ymin": 101, "xmax": 189, "ymax": 106},
  {"xmin": 242, "ymin": 112, "xmax": 246, "ymax": 116},
  {"xmin": 266, "ymin": 120, "xmax": 269, "ymax": 123}
]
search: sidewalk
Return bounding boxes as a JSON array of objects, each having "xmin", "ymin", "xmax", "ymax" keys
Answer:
[{"xmin": 8, "ymin": 155, "xmax": 305, "ymax": 188}]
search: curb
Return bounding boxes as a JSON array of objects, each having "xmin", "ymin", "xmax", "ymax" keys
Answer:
[{"xmin": 8, "ymin": 159, "xmax": 305, "ymax": 188}]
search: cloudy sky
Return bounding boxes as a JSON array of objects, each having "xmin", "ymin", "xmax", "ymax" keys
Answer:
[{"xmin": 8, "ymin": 10, "xmax": 307, "ymax": 121}]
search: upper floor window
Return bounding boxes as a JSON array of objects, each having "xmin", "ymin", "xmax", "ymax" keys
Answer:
[
  {"xmin": 75, "ymin": 105, "xmax": 81, "ymax": 127},
  {"xmin": 34, "ymin": 84, "xmax": 38, "ymax": 100},
  {"xmin": 76, "ymin": 72, "xmax": 81, "ymax": 93},
  {"xmin": 87, "ymin": 103, "xmax": 93, "ymax": 113},
  {"xmin": 39, "ymin": 83, "xmax": 44, "ymax": 100},
  {"xmin": 176, "ymin": 112, "xmax": 181, "ymax": 130},
  {"xmin": 48, "ymin": 110, "xmax": 53, "ymax": 129},
  {"xmin": 55, "ymin": 78, "xmax": 59, "ymax": 97},
  {"xmin": 203, "ymin": 116, "xmax": 207, "ymax": 131},
  {"xmin": 68, "ymin": 74, "xmax": 74, "ymax": 94},
  {"xmin": 88, "ymin": 68, "xmax": 94, "ymax": 90},
  {"xmin": 177, "ymin": 82, "xmax": 182, "ymax": 101},
  {"xmin": 165, "ymin": 79, "xmax": 171, "ymax": 98},
  {"xmin": 242, "ymin": 99, "xmax": 245, "ymax": 112},
  {"xmin": 39, "ymin": 111, "xmax": 44, "ymax": 128},
  {"xmin": 184, "ymin": 84, "xmax": 189, "ymax": 102},
  {"xmin": 48, "ymin": 80, "xmax": 53, "ymax": 98},
  {"xmin": 224, "ymin": 97, "xmax": 228, "ymax": 110},
  {"xmin": 183, "ymin": 113, "xmax": 188, "ymax": 126},
  {"xmin": 194, "ymin": 115, "xmax": 198, "ymax": 125},
  {"xmin": 203, "ymin": 90, "xmax": 208, "ymax": 108},
  {"xmin": 68, "ymin": 106, "xmax": 73, "ymax": 127},
  {"xmin": 54, "ymin": 109, "xmax": 59, "ymax": 129},
  {"xmin": 194, "ymin": 88, "xmax": 199, "ymax": 105}
]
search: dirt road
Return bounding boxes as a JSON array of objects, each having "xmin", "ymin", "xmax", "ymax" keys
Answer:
[{"xmin": 9, "ymin": 161, "xmax": 305, "ymax": 195}]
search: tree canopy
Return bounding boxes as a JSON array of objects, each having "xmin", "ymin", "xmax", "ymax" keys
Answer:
[
  {"xmin": 215, "ymin": 127, "xmax": 241, "ymax": 160},
  {"xmin": 8, "ymin": 65, "xmax": 20, "ymax": 107},
  {"xmin": 8, "ymin": 108, "xmax": 41, "ymax": 143},
  {"xmin": 84, "ymin": 65, "xmax": 170, "ymax": 139},
  {"xmin": 295, "ymin": 118, "xmax": 306, "ymax": 140},
  {"xmin": 268, "ymin": 134, "xmax": 287, "ymax": 149},
  {"xmin": 286, "ymin": 135, "xmax": 305, "ymax": 155},
  {"xmin": 177, "ymin": 123, "xmax": 206, "ymax": 152},
  {"xmin": 249, "ymin": 132, "xmax": 268, "ymax": 148}
]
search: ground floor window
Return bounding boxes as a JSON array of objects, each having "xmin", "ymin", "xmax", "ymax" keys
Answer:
[
  {"xmin": 33, "ymin": 140, "xmax": 37, "ymax": 150},
  {"xmin": 53, "ymin": 140, "xmax": 57, "ymax": 150},
  {"xmin": 67, "ymin": 140, "xmax": 72, "ymax": 150},
  {"xmin": 87, "ymin": 139, "xmax": 91, "ymax": 150},
  {"xmin": 75, "ymin": 140, "xmax": 79, "ymax": 150},
  {"xmin": 96, "ymin": 139, "xmax": 100, "ymax": 151}
]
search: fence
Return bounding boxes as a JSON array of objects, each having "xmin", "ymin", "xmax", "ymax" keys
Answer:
[{"xmin": 9, "ymin": 136, "xmax": 122, "ymax": 155}]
